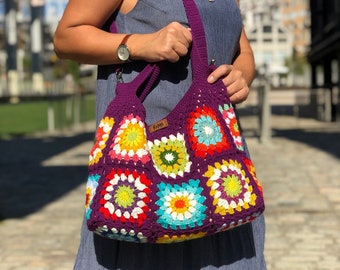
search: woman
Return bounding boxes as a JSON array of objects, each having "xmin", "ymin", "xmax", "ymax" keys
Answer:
[{"xmin": 54, "ymin": 0, "xmax": 266, "ymax": 269}]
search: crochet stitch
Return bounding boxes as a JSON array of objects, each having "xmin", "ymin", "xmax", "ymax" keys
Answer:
[{"xmin": 85, "ymin": 0, "xmax": 265, "ymax": 243}]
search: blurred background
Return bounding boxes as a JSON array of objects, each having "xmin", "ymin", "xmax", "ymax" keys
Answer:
[
  {"xmin": 0, "ymin": 0, "xmax": 339, "ymax": 138},
  {"xmin": 0, "ymin": 1, "xmax": 339, "ymax": 270},
  {"xmin": 239, "ymin": 0, "xmax": 339, "ymax": 124},
  {"xmin": 0, "ymin": 0, "xmax": 96, "ymax": 137}
]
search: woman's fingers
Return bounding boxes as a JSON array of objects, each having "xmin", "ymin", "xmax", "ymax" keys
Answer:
[
  {"xmin": 207, "ymin": 64, "xmax": 250, "ymax": 104},
  {"xmin": 152, "ymin": 22, "xmax": 192, "ymax": 62}
]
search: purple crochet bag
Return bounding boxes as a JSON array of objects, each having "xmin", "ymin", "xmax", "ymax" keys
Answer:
[{"xmin": 85, "ymin": 0, "xmax": 265, "ymax": 244}]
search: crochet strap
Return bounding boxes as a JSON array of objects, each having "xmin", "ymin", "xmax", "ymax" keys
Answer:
[
  {"xmin": 115, "ymin": 0, "xmax": 210, "ymax": 100},
  {"xmin": 182, "ymin": 0, "xmax": 209, "ymax": 69},
  {"xmin": 116, "ymin": 63, "xmax": 161, "ymax": 102},
  {"xmin": 134, "ymin": 0, "xmax": 210, "ymax": 100}
]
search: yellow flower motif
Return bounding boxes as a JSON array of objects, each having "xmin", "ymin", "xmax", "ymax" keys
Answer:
[
  {"xmin": 110, "ymin": 115, "xmax": 150, "ymax": 164},
  {"xmin": 156, "ymin": 232, "xmax": 207, "ymax": 244},
  {"xmin": 114, "ymin": 185, "xmax": 136, "ymax": 208},
  {"xmin": 119, "ymin": 122, "xmax": 146, "ymax": 152},
  {"xmin": 204, "ymin": 159, "xmax": 257, "ymax": 216}
]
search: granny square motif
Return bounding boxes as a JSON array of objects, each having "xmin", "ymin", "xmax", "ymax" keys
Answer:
[{"xmin": 85, "ymin": 0, "xmax": 265, "ymax": 244}]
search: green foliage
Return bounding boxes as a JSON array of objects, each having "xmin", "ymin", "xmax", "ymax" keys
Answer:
[
  {"xmin": 285, "ymin": 48, "xmax": 308, "ymax": 76},
  {"xmin": 66, "ymin": 60, "xmax": 81, "ymax": 82},
  {"xmin": 294, "ymin": 56, "xmax": 308, "ymax": 75},
  {"xmin": 23, "ymin": 55, "xmax": 32, "ymax": 77},
  {"xmin": 52, "ymin": 58, "xmax": 80, "ymax": 82}
]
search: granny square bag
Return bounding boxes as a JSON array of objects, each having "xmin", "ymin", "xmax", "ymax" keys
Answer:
[{"xmin": 85, "ymin": 0, "xmax": 265, "ymax": 244}]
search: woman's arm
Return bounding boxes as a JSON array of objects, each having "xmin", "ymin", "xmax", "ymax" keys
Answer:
[
  {"xmin": 53, "ymin": 0, "xmax": 192, "ymax": 65},
  {"xmin": 232, "ymin": 29, "xmax": 255, "ymax": 87},
  {"xmin": 207, "ymin": 0, "xmax": 255, "ymax": 104},
  {"xmin": 233, "ymin": 0, "xmax": 255, "ymax": 86},
  {"xmin": 53, "ymin": 0, "xmax": 124, "ymax": 64}
]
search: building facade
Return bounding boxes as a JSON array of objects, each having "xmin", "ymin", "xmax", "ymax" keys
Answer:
[
  {"xmin": 280, "ymin": 0, "xmax": 310, "ymax": 56},
  {"xmin": 240, "ymin": 0, "xmax": 310, "ymax": 87},
  {"xmin": 308, "ymin": 0, "xmax": 340, "ymax": 122},
  {"xmin": 241, "ymin": 0, "xmax": 291, "ymax": 86}
]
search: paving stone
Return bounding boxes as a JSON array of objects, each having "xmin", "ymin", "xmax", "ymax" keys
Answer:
[{"xmin": 0, "ymin": 115, "xmax": 339, "ymax": 270}]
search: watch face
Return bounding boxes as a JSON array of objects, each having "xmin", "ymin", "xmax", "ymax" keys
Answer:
[{"xmin": 117, "ymin": 44, "xmax": 130, "ymax": 61}]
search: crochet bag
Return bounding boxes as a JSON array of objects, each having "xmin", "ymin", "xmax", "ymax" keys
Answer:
[{"xmin": 85, "ymin": 0, "xmax": 265, "ymax": 244}]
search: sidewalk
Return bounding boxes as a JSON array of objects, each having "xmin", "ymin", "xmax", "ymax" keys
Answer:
[
  {"xmin": 240, "ymin": 112, "xmax": 340, "ymax": 270},
  {"xmin": 0, "ymin": 114, "xmax": 339, "ymax": 270}
]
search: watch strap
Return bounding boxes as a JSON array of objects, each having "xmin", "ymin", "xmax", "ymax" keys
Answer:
[{"xmin": 119, "ymin": 34, "xmax": 132, "ymax": 46}]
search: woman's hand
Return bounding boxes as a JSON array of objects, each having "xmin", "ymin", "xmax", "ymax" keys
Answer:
[
  {"xmin": 207, "ymin": 64, "xmax": 250, "ymax": 104},
  {"xmin": 130, "ymin": 22, "xmax": 192, "ymax": 63}
]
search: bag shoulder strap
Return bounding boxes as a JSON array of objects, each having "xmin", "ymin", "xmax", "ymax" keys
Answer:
[
  {"xmin": 182, "ymin": 0, "xmax": 208, "ymax": 67},
  {"xmin": 114, "ymin": 0, "xmax": 210, "ymax": 100}
]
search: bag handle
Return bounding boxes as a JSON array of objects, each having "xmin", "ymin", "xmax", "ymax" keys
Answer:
[
  {"xmin": 182, "ymin": 0, "xmax": 209, "ymax": 70},
  {"xmin": 115, "ymin": 63, "xmax": 161, "ymax": 101},
  {"xmin": 114, "ymin": 0, "xmax": 211, "ymax": 100}
]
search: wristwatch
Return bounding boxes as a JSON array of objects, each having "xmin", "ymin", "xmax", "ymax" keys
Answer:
[{"xmin": 117, "ymin": 34, "xmax": 132, "ymax": 62}]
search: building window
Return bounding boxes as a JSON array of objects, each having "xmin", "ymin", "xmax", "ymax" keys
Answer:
[{"xmin": 263, "ymin": 25, "xmax": 272, "ymax": 33}]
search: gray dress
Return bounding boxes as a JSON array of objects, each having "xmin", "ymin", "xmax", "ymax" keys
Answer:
[{"xmin": 74, "ymin": 0, "xmax": 266, "ymax": 269}]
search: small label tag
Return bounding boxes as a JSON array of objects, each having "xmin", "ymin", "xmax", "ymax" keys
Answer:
[{"xmin": 149, "ymin": 119, "xmax": 169, "ymax": 133}]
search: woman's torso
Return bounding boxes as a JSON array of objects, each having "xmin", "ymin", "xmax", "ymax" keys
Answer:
[
  {"xmin": 75, "ymin": 2, "xmax": 267, "ymax": 269},
  {"xmin": 96, "ymin": 0, "xmax": 242, "ymax": 124}
]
